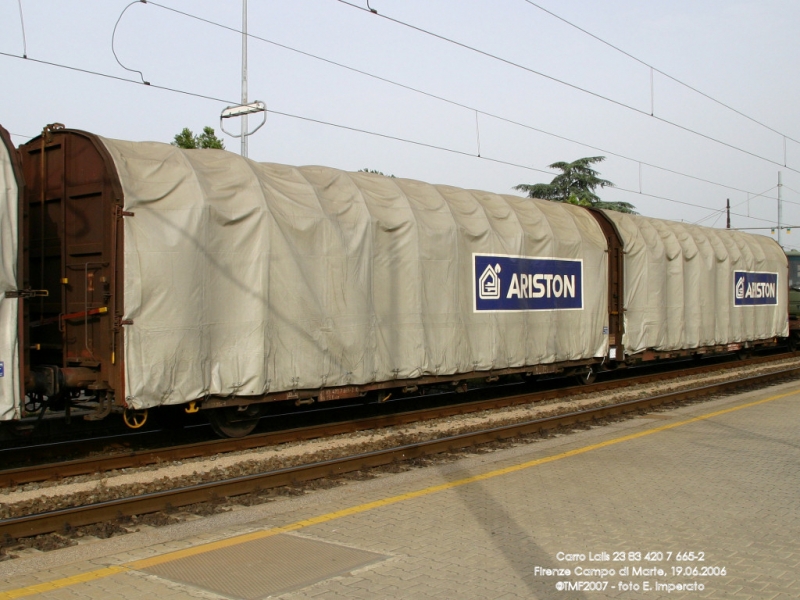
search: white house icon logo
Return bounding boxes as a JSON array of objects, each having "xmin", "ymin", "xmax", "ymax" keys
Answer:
[
  {"xmin": 735, "ymin": 275, "xmax": 745, "ymax": 299},
  {"xmin": 479, "ymin": 264, "xmax": 502, "ymax": 300}
]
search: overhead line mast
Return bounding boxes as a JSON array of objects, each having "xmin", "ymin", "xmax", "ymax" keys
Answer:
[
  {"xmin": 219, "ymin": 0, "xmax": 266, "ymax": 156},
  {"xmin": 241, "ymin": 0, "xmax": 248, "ymax": 157},
  {"xmin": 779, "ymin": 172, "xmax": 783, "ymax": 247}
]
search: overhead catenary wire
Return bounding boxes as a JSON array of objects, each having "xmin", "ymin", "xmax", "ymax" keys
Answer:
[
  {"xmin": 138, "ymin": 1, "xmax": 784, "ymax": 199},
  {"xmin": 0, "ymin": 48, "xmax": 784, "ymax": 228},
  {"xmin": 0, "ymin": 49, "xmax": 545, "ymax": 178},
  {"xmin": 16, "ymin": 0, "xmax": 27, "ymax": 58},
  {"xmin": 691, "ymin": 186, "xmax": 777, "ymax": 225},
  {"xmin": 0, "ymin": 52, "xmax": 787, "ymax": 229},
  {"xmin": 334, "ymin": 0, "xmax": 800, "ymax": 176},
  {"xmin": 691, "ymin": 182, "xmax": 800, "ymax": 230},
  {"xmin": 112, "ymin": 1, "xmax": 150, "ymax": 85},
  {"xmin": 718, "ymin": 214, "xmax": 781, "ymax": 227},
  {"xmin": 783, "ymin": 185, "xmax": 800, "ymax": 196},
  {"xmin": 267, "ymin": 108, "xmax": 553, "ymax": 175},
  {"xmin": 729, "ymin": 226, "xmax": 800, "ymax": 231},
  {"xmin": 9, "ymin": 131, "xmax": 35, "ymax": 141},
  {"xmin": 612, "ymin": 185, "xmax": 779, "ymax": 227},
  {"xmin": 519, "ymin": 0, "xmax": 800, "ymax": 147},
  {"xmin": 0, "ymin": 50, "xmax": 230, "ymax": 104}
]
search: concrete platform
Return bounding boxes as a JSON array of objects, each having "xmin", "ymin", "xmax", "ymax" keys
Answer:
[{"xmin": 1, "ymin": 379, "xmax": 799, "ymax": 599}]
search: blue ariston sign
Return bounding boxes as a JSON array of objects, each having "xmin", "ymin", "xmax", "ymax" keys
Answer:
[
  {"xmin": 734, "ymin": 271, "xmax": 779, "ymax": 306},
  {"xmin": 474, "ymin": 254, "xmax": 583, "ymax": 312}
]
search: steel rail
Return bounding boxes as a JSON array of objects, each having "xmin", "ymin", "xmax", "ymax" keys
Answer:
[
  {"xmin": 0, "ymin": 352, "xmax": 794, "ymax": 487},
  {"xmin": 1, "ymin": 365, "xmax": 797, "ymax": 540}
]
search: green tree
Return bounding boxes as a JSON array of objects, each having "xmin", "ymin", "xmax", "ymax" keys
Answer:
[
  {"xmin": 514, "ymin": 156, "xmax": 635, "ymax": 214},
  {"xmin": 359, "ymin": 168, "xmax": 395, "ymax": 178},
  {"xmin": 172, "ymin": 126, "xmax": 225, "ymax": 150}
]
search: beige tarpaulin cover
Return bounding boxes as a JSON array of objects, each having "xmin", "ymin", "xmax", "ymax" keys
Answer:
[
  {"xmin": 0, "ymin": 131, "xmax": 20, "ymax": 420},
  {"xmin": 99, "ymin": 139, "xmax": 609, "ymax": 409},
  {"xmin": 601, "ymin": 211, "xmax": 788, "ymax": 355}
]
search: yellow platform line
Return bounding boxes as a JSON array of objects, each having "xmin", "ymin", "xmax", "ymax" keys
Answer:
[
  {"xmin": 1, "ymin": 388, "xmax": 796, "ymax": 598},
  {"xmin": 0, "ymin": 567, "xmax": 127, "ymax": 599}
]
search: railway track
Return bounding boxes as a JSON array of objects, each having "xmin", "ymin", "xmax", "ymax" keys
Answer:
[
  {"xmin": 0, "ymin": 360, "xmax": 798, "ymax": 540},
  {"xmin": 0, "ymin": 352, "xmax": 793, "ymax": 486}
]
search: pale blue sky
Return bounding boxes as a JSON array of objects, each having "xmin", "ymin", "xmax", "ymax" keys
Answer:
[{"xmin": 2, "ymin": 0, "xmax": 799, "ymax": 245}]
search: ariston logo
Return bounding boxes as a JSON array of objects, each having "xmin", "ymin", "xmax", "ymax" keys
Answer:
[
  {"xmin": 733, "ymin": 270, "xmax": 779, "ymax": 306},
  {"xmin": 479, "ymin": 263, "xmax": 501, "ymax": 300},
  {"xmin": 473, "ymin": 254, "xmax": 583, "ymax": 312},
  {"xmin": 735, "ymin": 275, "xmax": 745, "ymax": 300}
]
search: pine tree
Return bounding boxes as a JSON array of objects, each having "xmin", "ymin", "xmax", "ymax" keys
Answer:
[{"xmin": 515, "ymin": 156, "xmax": 635, "ymax": 214}]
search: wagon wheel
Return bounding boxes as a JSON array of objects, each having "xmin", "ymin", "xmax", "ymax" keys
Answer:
[
  {"xmin": 206, "ymin": 405, "xmax": 262, "ymax": 438},
  {"xmin": 574, "ymin": 367, "xmax": 596, "ymax": 385},
  {"xmin": 123, "ymin": 408, "xmax": 149, "ymax": 429},
  {"xmin": 24, "ymin": 395, "xmax": 43, "ymax": 413}
]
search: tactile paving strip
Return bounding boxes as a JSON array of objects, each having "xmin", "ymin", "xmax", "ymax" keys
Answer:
[{"xmin": 140, "ymin": 533, "xmax": 387, "ymax": 599}]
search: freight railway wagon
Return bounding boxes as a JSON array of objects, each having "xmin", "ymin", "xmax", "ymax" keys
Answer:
[
  {"xmin": 786, "ymin": 250, "xmax": 800, "ymax": 341},
  {"xmin": 0, "ymin": 124, "xmax": 789, "ymax": 437}
]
